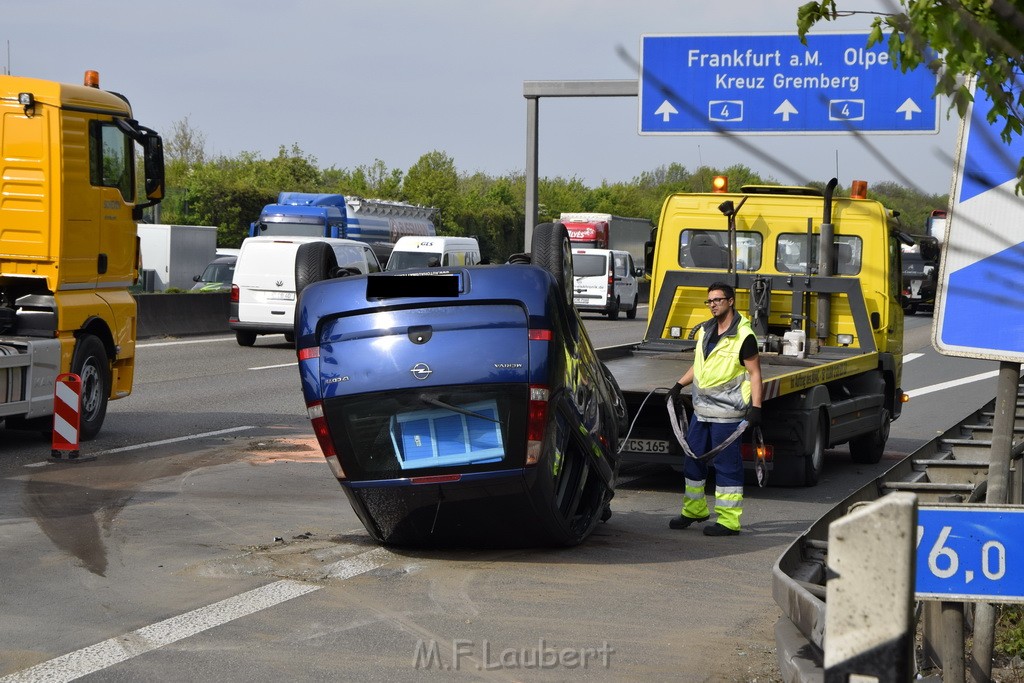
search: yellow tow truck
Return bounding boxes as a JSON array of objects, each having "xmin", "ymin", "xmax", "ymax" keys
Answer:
[
  {"xmin": 604, "ymin": 178, "xmax": 908, "ymax": 485},
  {"xmin": 0, "ymin": 70, "xmax": 164, "ymax": 439}
]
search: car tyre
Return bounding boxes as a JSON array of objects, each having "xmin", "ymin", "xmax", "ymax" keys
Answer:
[
  {"xmin": 72, "ymin": 334, "xmax": 110, "ymax": 441},
  {"xmin": 295, "ymin": 241, "xmax": 338, "ymax": 295},
  {"xmin": 607, "ymin": 297, "xmax": 620, "ymax": 320},
  {"xmin": 551, "ymin": 445, "xmax": 605, "ymax": 546},
  {"xmin": 626, "ymin": 295, "xmax": 639, "ymax": 319},
  {"xmin": 531, "ymin": 222, "xmax": 573, "ymax": 308},
  {"xmin": 236, "ymin": 331, "xmax": 256, "ymax": 347}
]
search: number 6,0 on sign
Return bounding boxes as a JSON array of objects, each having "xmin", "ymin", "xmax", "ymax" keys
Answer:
[{"xmin": 916, "ymin": 506, "xmax": 1024, "ymax": 602}]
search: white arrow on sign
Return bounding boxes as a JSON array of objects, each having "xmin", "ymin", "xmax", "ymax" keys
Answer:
[
  {"xmin": 897, "ymin": 98, "xmax": 922, "ymax": 120},
  {"xmin": 773, "ymin": 99, "xmax": 798, "ymax": 122},
  {"xmin": 655, "ymin": 100, "xmax": 678, "ymax": 122}
]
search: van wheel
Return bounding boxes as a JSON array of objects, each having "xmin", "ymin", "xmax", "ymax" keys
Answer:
[
  {"xmin": 531, "ymin": 222, "xmax": 573, "ymax": 308},
  {"xmin": 236, "ymin": 331, "xmax": 256, "ymax": 347},
  {"xmin": 626, "ymin": 295, "xmax": 639, "ymax": 319},
  {"xmin": 607, "ymin": 297, "xmax": 620, "ymax": 320},
  {"xmin": 284, "ymin": 332, "xmax": 295, "ymax": 344},
  {"xmin": 295, "ymin": 241, "xmax": 338, "ymax": 295},
  {"xmin": 850, "ymin": 407, "xmax": 890, "ymax": 464},
  {"xmin": 72, "ymin": 334, "xmax": 110, "ymax": 441}
]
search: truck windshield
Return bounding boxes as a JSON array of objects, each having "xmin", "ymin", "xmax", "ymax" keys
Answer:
[
  {"xmin": 259, "ymin": 221, "xmax": 325, "ymax": 237},
  {"xmin": 387, "ymin": 251, "xmax": 442, "ymax": 271}
]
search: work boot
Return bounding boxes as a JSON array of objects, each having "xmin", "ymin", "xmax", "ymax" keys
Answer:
[
  {"xmin": 703, "ymin": 523, "xmax": 740, "ymax": 537},
  {"xmin": 668, "ymin": 514, "xmax": 709, "ymax": 530}
]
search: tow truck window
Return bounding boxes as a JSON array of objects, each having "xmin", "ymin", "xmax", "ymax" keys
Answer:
[
  {"xmin": 89, "ymin": 122, "xmax": 134, "ymax": 201},
  {"xmin": 679, "ymin": 230, "xmax": 762, "ymax": 271},
  {"xmin": 775, "ymin": 234, "xmax": 863, "ymax": 275}
]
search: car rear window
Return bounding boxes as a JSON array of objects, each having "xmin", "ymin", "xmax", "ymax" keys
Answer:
[
  {"xmin": 572, "ymin": 253, "xmax": 607, "ymax": 277},
  {"xmin": 324, "ymin": 384, "xmax": 528, "ymax": 479}
]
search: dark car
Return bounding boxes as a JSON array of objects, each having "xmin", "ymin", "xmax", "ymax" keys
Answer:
[
  {"xmin": 191, "ymin": 255, "xmax": 237, "ymax": 293},
  {"xmin": 294, "ymin": 223, "xmax": 627, "ymax": 547}
]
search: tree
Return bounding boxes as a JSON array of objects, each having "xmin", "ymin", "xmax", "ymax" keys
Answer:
[
  {"xmin": 797, "ymin": 1, "xmax": 1024, "ymax": 183},
  {"xmin": 404, "ymin": 151, "xmax": 460, "ymax": 233}
]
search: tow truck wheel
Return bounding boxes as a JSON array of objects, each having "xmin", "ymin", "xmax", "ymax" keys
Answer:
[
  {"xmin": 607, "ymin": 297, "xmax": 620, "ymax": 320},
  {"xmin": 803, "ymin": 411, "xmax": 827, "ymax": 486},
  {"xmin": 295, "ymin": 241, "xmax": 339, "ymax": 295},
  {"xmin": 72, "ymin": 334, "xmax": 110, "ymax": 441},
  {"xmin": 850, "ymin": 407, "xmax": 890, "ymax": 464},
  {"xmin": 531, "ymin": 222, "xmax": 574, "ymax": 308},
  {"xmin": 626, "ymin": 295, "xmax": 639, "ymax": 319}
]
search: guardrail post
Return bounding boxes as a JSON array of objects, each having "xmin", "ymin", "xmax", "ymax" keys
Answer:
[{"xmin": 824, "ymin": 492, "xmax": 917, "ymax": 682}]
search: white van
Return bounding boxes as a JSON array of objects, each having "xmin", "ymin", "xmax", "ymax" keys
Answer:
[
  {"xmin": 571, "ymin": 248, "xmax": 641, "ymax": 320},
  {"xmin": 385, "ymin": 236, "xmax": 481, "ymax": 271},
  {"xmin": 229, "ymin": 236, "xmax": 381, "ymax": 346}
]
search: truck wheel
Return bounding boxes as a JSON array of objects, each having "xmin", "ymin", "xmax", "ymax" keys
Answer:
[
  {"xmin": 531, "ymin": 222, "xmax": 573, "ymax": 308},
  {"xmin": 72, "ymin": 334, "xmax": 110, "ymax": 441},
  {"xmin": 236, "ymin": 331, "xmax": 256, "ymax": 347},
  {"xmin": 295, "ymin": 241, "xmax": 338, "ymax": 295},
  {"xmin": 850, "ymin": 407, "xmax": 890, "ymax": 464},
  {"xmin": 803, "ymin": 411, "xmax": 827, "ymax": 486},
  {"xmin": 626, "ymin": 295, "xmax": 639, "ymax": 319},
  {"xmin": 607, "ymin": 297, "xmax": 620, "ymax": 320}
]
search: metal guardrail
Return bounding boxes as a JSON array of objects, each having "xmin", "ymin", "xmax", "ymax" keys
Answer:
[{"xmin": 773, "ymin": 377, "xmax": 1024, "ymax": 682}]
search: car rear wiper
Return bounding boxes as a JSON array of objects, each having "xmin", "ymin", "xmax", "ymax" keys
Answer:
[{"xmin": 419, "ymin": 396, "xmax": 501, "ymax": 424}]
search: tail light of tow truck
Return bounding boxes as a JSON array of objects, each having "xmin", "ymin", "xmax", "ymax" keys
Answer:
[
  {"xmin": 526, "ymin": 385, "xmax": 550, "ymax": 466},
  {"xmin": 307, "ymin": 401, "xmax": 345, "ymax": 480},
  {"xmin": 741, "ymin": 441, "xmax": 774, "ymax": 462}
]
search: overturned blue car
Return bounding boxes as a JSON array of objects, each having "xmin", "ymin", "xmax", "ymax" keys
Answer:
[{"xmin": 294, "ymin": 223, "xmax": 627, "ymax": 546}]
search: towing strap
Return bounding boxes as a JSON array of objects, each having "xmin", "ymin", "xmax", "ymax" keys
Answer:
[{"xmin": 666, "ymin": 394, "xmax": 749, "ymax": 464}]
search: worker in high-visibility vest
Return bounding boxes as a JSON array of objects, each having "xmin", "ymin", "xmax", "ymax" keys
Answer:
[{"xmin": 667, "ymin": 282, "xmax": 763, "ymax": 536}]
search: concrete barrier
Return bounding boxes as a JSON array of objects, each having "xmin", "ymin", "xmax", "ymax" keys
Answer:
[{"xmin": 135, "ymin": 293, "xmax": 231, "ymax": 339}]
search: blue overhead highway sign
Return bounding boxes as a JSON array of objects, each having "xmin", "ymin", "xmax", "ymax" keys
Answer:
[
  {"xmin": 639, "ymin": 33, "xmax": 939, "ymax": 135},
  {"xmin": 916, "ymin": 506, "xmax": 1024, "ymax": 602}
]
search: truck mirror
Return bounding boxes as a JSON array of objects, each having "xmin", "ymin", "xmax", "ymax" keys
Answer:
[{"xmin": 143, "ymin": 136, "xmax": 164, "ymax": 201}]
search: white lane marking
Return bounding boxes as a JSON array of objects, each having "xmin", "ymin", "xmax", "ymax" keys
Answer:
[
  {"xmin": 904, "ymin": 352, "xmax": 923, "ymax": 363},
  {"xmin": 0, "ymin": 548, "xmax": 390, "ymax": 683},
  {"xmin": 25, "ymin": 427, "xmax": 257, "ymax": 468},
  {"xmin": 905, "ymin": 370, "xmax": 1000, "ymax": 398},
  {"xmin": 137, "ymin": 337, "xmax": 233, "ymax": 349},
  {"xmin": 248, "ymin": 362, "xmax": 298, "ymax": 370}
]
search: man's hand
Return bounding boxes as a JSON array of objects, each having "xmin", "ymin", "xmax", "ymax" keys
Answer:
[
  {"xmin": 667, "ymin": 382, "xmax": 684, "ymax": 401},
  {"xmin": 747, "ymin": 406, "xmax": 762, "ymax": 426}
]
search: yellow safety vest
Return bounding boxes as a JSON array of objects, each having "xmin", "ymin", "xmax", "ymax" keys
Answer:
[{"xmin": 691, "ymin": 313, "xmax": 754, "ymax": 422}]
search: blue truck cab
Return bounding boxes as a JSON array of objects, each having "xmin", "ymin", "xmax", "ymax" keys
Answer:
[
  {"xmin": 251, "ymin": 193, "xmax": 437, "ymax": 264},
  {"xmin": 295, "ymin": 223, "xmax": 626, "ymax": 546}
]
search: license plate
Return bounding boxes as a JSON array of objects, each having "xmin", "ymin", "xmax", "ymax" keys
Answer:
[
  {"xmin": 625, "ymin": 438, "xmax": 670, "ymax": 454},
  {"xmin": 573, "ymin": 297, "xmax": 588, "ymax": 306},
  {"xmin": 267, "ymin": 292, "xmax": 295, "ymax": 301}
]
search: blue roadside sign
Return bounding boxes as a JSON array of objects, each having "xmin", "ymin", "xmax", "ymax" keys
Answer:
[
  {"xmin": 933, "ymin": 74, "xmax": 1024, "ymax": 362},
  {"xmin": 639, "ymin": 33, "xmax": 938, "ymax": 135},
  {"xmin": 916, "ymin": 506, "xmax": 1024, "ymax": 602}
]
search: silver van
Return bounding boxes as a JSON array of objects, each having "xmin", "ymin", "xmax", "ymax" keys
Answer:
[
  {"xmin": 229, "ymin": 236, "xmax": 381, "ymax": 346},
  {"xmin": 571, "ymin": 248, "xmax": 641, "ymax": 320}
]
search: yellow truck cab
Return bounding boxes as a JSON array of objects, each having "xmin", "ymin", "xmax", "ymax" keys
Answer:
[
  {"xmin": 605, "ymin": 179, "xmax": 907, "ymax": 485},
  {"xmin": 0, "ymin": 71, "xmax": 164, "ymax": 440}
]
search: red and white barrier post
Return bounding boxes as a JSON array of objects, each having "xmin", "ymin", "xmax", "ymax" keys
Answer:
[{"xmin": 51, "ymin": 373, "xmax": 92, "ymax": 461}]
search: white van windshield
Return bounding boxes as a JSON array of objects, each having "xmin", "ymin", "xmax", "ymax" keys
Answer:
[
  {"xmin": 387, "ymin": 251, "xmax": 443, "ymax": 271},
  {"xmin": 572, "ymin": 254, "xmax": 607, "ymax": 277}
]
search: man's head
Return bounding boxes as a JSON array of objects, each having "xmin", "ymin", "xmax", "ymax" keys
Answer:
[{"xmin": 706, "ymin": 281, "xmax": 735, "ymax": 317}]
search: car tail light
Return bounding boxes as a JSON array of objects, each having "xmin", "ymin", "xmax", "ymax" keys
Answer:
[
  {"xmin": 230, "ymin": 284, "xmax": 240, "ymax": 303},
  {"xmin": 307, "ymin": 401, "xmax": 345, "ymax": 479},
  {"xmin": 526, "ymin": 385, "xmax": 549, "ymax": 466},
  {"xmin": 297, "ymin": 346, "xmax": 319, "ymax": 361},
  {"xmin": 528, "ymin": 329, "xmax": 552, "ymax": 341}
]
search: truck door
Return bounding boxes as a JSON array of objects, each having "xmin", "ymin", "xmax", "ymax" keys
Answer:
[{"xmin": 92, "ymin": 120, "xmax": 137, "ymax": 287}]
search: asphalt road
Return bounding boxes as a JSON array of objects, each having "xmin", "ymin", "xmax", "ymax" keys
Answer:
[{"xmin": 0, "ymin": 310, "xmax": 1003, "ymax": 682}]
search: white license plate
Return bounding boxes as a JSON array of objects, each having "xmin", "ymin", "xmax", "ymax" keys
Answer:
[
  {"xmin": 573, "ymin": 297, "xmax": 588, "ymax": 306},
  {"xmin": 267, "ymin": 292, "xmax": 295, "ymax": 301},
  {"xmin": 625, "ymin": 438, "xmax": 670, "ymax": 454}
]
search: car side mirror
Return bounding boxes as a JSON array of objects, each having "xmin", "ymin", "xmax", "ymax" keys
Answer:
[
  {"xmin": 634, "ymin": 267, "xmax": 644, "ymax": 277},
  {"xmin": 193, "ymin": 274, "xmax": 201, "ymax": 282}
]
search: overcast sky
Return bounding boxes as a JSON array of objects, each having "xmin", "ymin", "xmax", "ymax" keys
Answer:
[{"xmin": 9, "ymin": 1, "xmax": 959, "ymax": 199}]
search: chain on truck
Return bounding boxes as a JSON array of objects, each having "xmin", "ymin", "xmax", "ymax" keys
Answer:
[
  {"xmin": 0, "ymin": 70, "xmax": 165, "ymax": 439},
  {"xmin": 604, "ymin": 177, "xmax": 912, "ymax": 486}
]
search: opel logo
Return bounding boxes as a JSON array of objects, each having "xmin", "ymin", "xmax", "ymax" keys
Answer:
[{"xmin": 411, "ymin": 362, "xmax": 433, "ymax": 380}]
